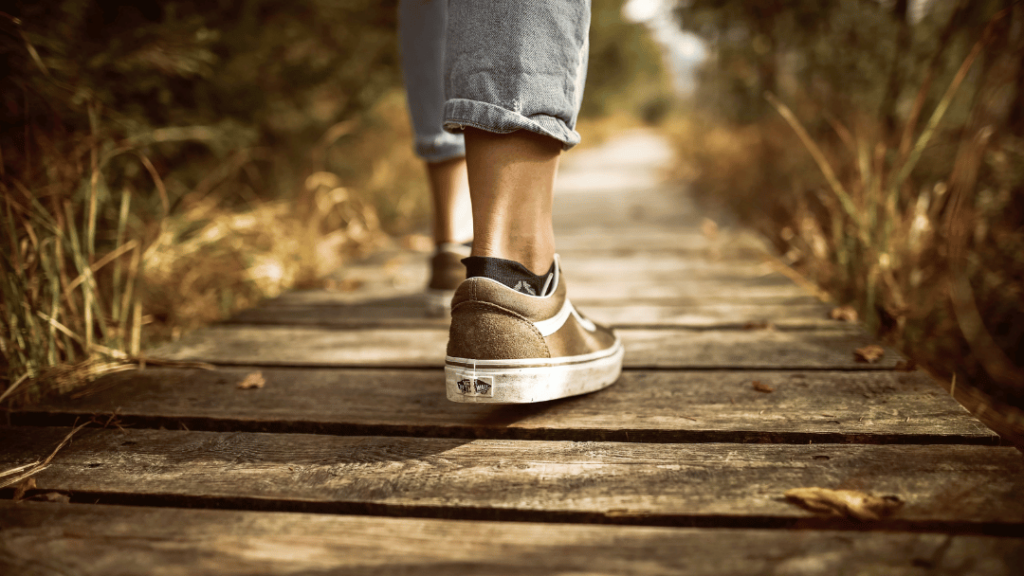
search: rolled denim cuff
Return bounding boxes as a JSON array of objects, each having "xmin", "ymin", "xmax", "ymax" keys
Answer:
[
  {"xmin": 443, "ymin": 0, "xmax": 590, "ymax": 152},
  {"xmin": 443, "ymin": 99, "xmax": 582, "ymax": 150},
  {"xmin": 415, "ymin": 132, "xmax": 466, "ymax": 164}
]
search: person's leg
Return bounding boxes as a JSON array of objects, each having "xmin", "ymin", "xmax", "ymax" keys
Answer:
[
  {"xmin": 441, "ymin": 0, "xmax": 622, "ymax": 404},
  {"xmin": 398, "ymin": 0, "xmax": 472, "ymax": 247},
  {"xmin": 398, "ymin": 0, "xmax": 472, "ymax": 309},
  {"xmin": 444, "ymin": 0, "xmax": 590, "ymax": 288},
  {"xmin": 424, "ymin": 157, "xmax": 472, "ymax": 304},
  {"xmin": 426, "ymin": 157, "xmax": 472, "ymax": 246},
  {"xmin": 464, "ymin": 128, "xmax": 560, "ymax": 275},
  {"xmin": 397, "ymin": 0, "xmax": 466, "ymax": 168}
]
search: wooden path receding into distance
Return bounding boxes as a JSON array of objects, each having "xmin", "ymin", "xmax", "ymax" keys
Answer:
[{"xmin": 2, "ymin": 131, "xmax": 1022, "ymax": 574}]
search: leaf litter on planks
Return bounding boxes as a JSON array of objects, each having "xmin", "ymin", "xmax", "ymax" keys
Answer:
[{"xmin": 785, "ymin": 487, "xmax": 903, "ymax": 521}]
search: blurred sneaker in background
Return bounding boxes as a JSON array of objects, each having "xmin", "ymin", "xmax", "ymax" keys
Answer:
[{"xmin": 425, "ymin": 241, "xmax": 472, "ymax": 317}]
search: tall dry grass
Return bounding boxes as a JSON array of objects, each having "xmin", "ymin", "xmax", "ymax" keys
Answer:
[
  {"xmin": 0, "ymin": 0, "xmax": 418, "ymax": 405},
  {"xmin": 669, "ymin": 8, "xmax": 1024, "ymax": 436},
  {"xmin": 0, "ymin": 87, "xmax": 429, "ymax": 407}
]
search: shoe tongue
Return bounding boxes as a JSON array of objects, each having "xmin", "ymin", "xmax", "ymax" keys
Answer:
[{"xmin": 462, "ymin": 256, "xmax": 556, "ymax": 296}]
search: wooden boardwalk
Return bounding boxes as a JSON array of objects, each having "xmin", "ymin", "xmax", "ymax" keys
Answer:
[{"xmin": 3, "ymin": 131, "xmax": 1022, "ymax": 574}]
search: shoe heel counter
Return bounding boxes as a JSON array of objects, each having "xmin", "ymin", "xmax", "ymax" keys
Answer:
[{"xmin": 447, "ymin": 302, "xmax": 550, "ymax": 360}]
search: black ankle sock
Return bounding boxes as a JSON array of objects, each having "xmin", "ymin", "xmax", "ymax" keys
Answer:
[{"xmin": 463, "ymin": 256, "xmax": 555, "ymax": 296}]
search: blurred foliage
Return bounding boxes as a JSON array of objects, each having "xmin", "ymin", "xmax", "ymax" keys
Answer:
[
  {"xmin": 2, "ymin": 0, "xmax": 400, "ymax": 203},
  {"xmin": 673, "ymin": 0, "xmax": 1024, "ymax": 411},
  {"xmin": 583, "ymin": 0, "xmax": 674, "ymax": 120}
]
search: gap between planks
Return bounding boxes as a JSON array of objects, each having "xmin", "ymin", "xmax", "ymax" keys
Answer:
[
  {"xmin": 217, "ymin": 319, "xmax": 852, "ymax": 333},
  {"xmin": 145, "ymin": 325, "xmax": 908, "ymax": 370},
  {"xmin": 1, "ymin": 427, "xmax": 1021, "ymax": 535},
  {"xmin": 9, "ymin": 368, "xmax": 997, "ymax": 445},
  {"xmin": 4, "ymin": 501, "xmax": 1022, "ymax": 576}
]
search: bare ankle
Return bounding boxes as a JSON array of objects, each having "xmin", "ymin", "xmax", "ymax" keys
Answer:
[{"xmin": 469, "ymin": 236, "xmax": 553, "ymax": 275}]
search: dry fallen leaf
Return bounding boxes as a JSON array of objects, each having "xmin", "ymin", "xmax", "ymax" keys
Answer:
[
  {"xmin": 742, "ymin": 320, "xmax": 776, "ymax": 331},
  {"xmin": 31, "ymin": 492, "xmax": 71, "ymax": 504},
  {"xmin": 701, "ymin": 218, "xmax": 719, "ymax": 241},
  {"xmin": 752, "ymin": 381, "xmax": 774, "ymax": 393},
  {"xmin": 12, "ymin": 478, "xmax": 36, "ymax": 502},
  {"xmin": 785, "ymin": 487, "xmax": 903, "ymax": 521},
  {"xmin": 854, "ymin": 345, "xmax": 885, "ymax": 363},
  {"xmin": 324, "ymin": 278, "xmax": 363, "ymax": 292},
  {"xmin": 894, "ymin": 359, "xmax": 917, "ymax": 372},
  {"xmin": 237, "ymin": 372, "xmax": 266, "ymax": 390},
  {"xmin": 829, "ymin": 306, "xmax": 859, "ymax": 323}
]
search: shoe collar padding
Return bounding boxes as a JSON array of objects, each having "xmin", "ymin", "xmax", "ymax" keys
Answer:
[{"xmin": 450, "ymin": 255, "xmax": 566, "ymax": 323}]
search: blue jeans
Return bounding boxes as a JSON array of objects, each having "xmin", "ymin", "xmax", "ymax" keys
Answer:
[{"xmin": 398, "ymin": 0, "xmax": 591, "ymax": 163}]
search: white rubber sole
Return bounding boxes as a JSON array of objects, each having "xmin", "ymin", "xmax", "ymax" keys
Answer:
[
  {"xmin": 445, "ymin": 338, "xmax": 624, "ymax": 404},
  {"xmin": 425, "ymin": 289, "xmax": 455, "ymax": 318}
]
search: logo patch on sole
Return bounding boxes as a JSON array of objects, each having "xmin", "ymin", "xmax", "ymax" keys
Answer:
[{"xmin": 454, "ymin": 374, "xmax": 494, "ymax": 398}]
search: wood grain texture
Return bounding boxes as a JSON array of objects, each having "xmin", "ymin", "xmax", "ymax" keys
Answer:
[
  {"xmin": 13, "ymin": 368, "xmax": 996, "ymax": 444},
  {"xmin": 2, "ymin": 427, "xmax": 1021, "ymax": 531},
  {"xmin": 229, "ymin": 304, "xmax": 843, "ymax": 331},
  {"xmin": 4, "ymin": 502, "xmax": 1021, "ymax": 576},
  {"xmin": 266, "ymin": 278, "xmax": 816, "ymax": 306},
  {"xmin": 263, "ymin": 288, "xmax": 822, "ymax": 308},
  {"xmin": 567, "ymin": 279, "xmax": 809, "ymax": 301},
  {"xmin": 559, "ymin": 252, "xmax": 779, "ymax": 276},
  {"xmin": 232, "ymin": 302, "xmax": 840, "ymax": 330},
  {"xmin": 148, "ymin": 326, "xmax": 903, "ymax": 369},
  {"xmin": 553, "ymin": 229, "xmax": 755, "ymax": 253},
  {"xmin": 578, "ymin": 303, "xmax": 839, "ymax": 328},
  {"xmin": 244, "ymin": 251, "xmax": 836, "ymax": 327}
]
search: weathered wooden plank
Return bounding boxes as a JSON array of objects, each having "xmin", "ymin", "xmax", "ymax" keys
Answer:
[
  {"xmin": 261, "ymin": 292, "xmax": 434, "ymax": 309},
  {"xmin": 278, "ymin": 266, "xmax": 815, "ymax": 307},
  {"xmin": 230, "ymin": 303, "xmax": 841, "ymax": 330},
  {"xmin": 557, "ymin": 258, "xmax": 814, "ymax": 298},
  {"xmin": 558, "ymin": 252, "xmax": 776, "ymax": 277},
  {"xmin": 567, "ymin": 279, "xmax": 809, "ymax": 301},
  {"xmin": 559, "ymin": 303, "xmax": 838, "ymax": 328},
  {"xmin": 555, "ymin": 230, "xmax": 765, "ymax": 255},
  {"xmin": 2, "ymin": 427, "xmax": 1021, "ymax": 531},
  {"xmin": 556, "ymin": 136, "xmax": 674, "ymax": 197},
  {"xmin": 148, "ymin": 325, "xmax": 903, "ymax": 369},
  {"xmin": 263, "ymin": 288, "xmax": 821, "ymax": 308},
  {"xmin": 554, "ymin": 192, "xmax": 701, "ymax": 229},
  {"xmin": 621, "ymin": 329, "xmax": 902, "ymax": 368},
  {"xmin": 228, "ymin": 307, "xmax": 447, "ymax": 328},
  {"xmin": 4, "ymin": 502, "xmax": 1021, "ymax": 576},
  {"xmin": 14, "ymin": 368, "xmax": 996, "ymax": 444}
]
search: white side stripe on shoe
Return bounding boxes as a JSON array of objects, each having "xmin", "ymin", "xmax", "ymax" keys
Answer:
[
  {"xmin": 572, "ymin": 307, "xmax": 597, "ymax": 332},
  {"xmin": 533, "ymin": 299, "xmax": 596, "ymax": 336}
]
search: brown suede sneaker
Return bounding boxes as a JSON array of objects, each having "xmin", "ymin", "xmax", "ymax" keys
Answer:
[
  {"xmin": 445, "ymin": 255, "xmax": 623, "ymax": 403},
  {"xmin": 425, "ymin": 243, "xmax": 471, "ymax": 316}
]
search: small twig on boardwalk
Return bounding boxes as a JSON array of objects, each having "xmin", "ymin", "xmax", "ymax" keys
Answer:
[
  {"xmin": 758, "ymin": 251, "xmax": 832, "ymax": 302},
  {"xmin": 0, "ymin": 421, "xmax": 90, "ymax": 489},
  {"xmin": 0, "ymin": 462, "xmax": 40, "ymax": 481},
  {"xmin": 0, "ymin": 374, "xmax": 30, "ymax": 406}
]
